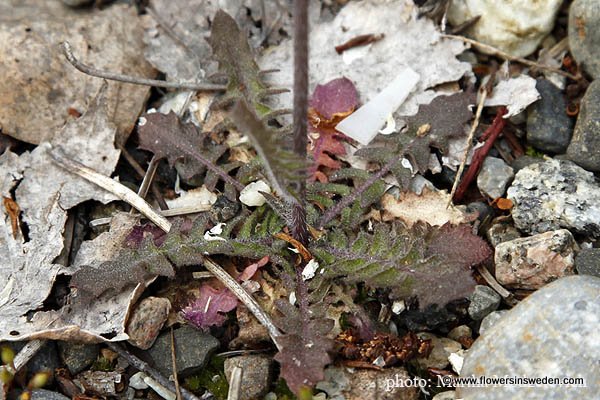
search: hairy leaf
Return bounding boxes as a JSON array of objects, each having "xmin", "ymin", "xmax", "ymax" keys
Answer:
[
  {"xmin": 313, "ymin": 221, "xmax": 491, "ymax": 307},
  {"xmin": 273, "ymin": 299, "xmax": 335, "ymax": 394},
  {"xmin": 137, "ymin": 111, "xmax": 243, "ymax": 196},
  {"xmin": 229, "ymin": 100, "xmax": 304, "ymax": 203}
]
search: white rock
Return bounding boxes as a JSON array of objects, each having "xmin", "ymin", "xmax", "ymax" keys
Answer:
[
  {"xmin": 129, "ymin": 372, "xmax": 149, "ymax": 390},
  {"xmin": 484, "ymin": 75, "xmax": 541, "ymax": 118},
  {"xmin": 448, "ymin": 0, "xmax": 562, "ymax": 57},
  {"xmin": 476, "ymin": 157, "xmax": 514, "ymax": 199},
  {"xmin": 239, "ymin": 180, "xmax": 271, "ymax": 207}
]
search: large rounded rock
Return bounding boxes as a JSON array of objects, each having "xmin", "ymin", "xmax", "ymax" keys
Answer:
[
  {"xmin": 569, "ymin": 0, "xmax": 600, "ymax": 79},
  {"xmin": 566, "ymin": 80, "xmax": 600, "ymax": 172},
  {"xmin": 457, "ymin": 275, "xmax": 600, "ymax": 399},
  {"xmin": 448, "ymin": 0, "xmax": 562, "ymax": 57}
]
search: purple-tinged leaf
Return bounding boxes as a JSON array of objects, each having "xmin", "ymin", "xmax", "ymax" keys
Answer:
[
  {"xmin": 310, "ymin": 77, "xmax": 359, "ymax": 121},
  {"xmin": 181, "ymin": 284, "xmax": 239, "ymax": 330}
]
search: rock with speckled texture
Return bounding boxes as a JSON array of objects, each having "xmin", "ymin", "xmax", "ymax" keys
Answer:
[
  {"xmin": 494, "ymin": 229, "xmax": 577, "ymax": 289},
  {"xmin": 507, "ymin": 159, "xmax": 600, "ymax": 236},
  {"xmin": 457, "ymin": 275, "xmax": 600, "ymax": 399}
]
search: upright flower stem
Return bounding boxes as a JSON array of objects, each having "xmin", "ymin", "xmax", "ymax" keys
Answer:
[{"xmin": 292, "ymin": 0, "xmax": 309, "ymax": 245}]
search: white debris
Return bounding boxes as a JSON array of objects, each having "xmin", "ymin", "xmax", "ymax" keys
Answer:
[
  {"xmin": 239, "ymin": 180, "xmax": 271, "ymax": 207},
  {"xmin": 448, "ymin": 350, "xmax": 465, "ymax": 374},
  {"xmin": 336, "ymin": 68, "xmax": 420, "ymax": 145},
  {"xmin": 392, "ymin": 300, "xmax": 406, "ymax": 314},
  {"xmin": 165, "ymin": 185, "xmax": 217, "ymax": 210},
  {"xmin": 289, "ymin": 291, "xmax": 297, "ymax": 305},
  {"xmin": 302, "ymin": 259, "xmax": 320, "ymax": 281},
  {"xmin": 484, "ymin": 75, "xmax": 541, "ymax": 118},
  {"xmin": 204, "ymin": 223, "xmax": 227, "ymax": 242}
]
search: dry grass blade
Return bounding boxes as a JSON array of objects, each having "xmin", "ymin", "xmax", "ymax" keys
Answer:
[{"xmin": 49, "ymin": 147, "xmax": 171, "ymax": 232}]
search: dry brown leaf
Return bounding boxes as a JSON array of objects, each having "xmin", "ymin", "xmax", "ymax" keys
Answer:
[
  {"xmin": 0, "ymin": 2, "xmax": 154, "ymax": 145},
  {"xmin": 381, "ymin": 188, "xmax": 472, "ymax": 226}
]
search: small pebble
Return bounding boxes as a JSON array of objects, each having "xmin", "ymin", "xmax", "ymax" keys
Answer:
[
  {"xmin": 477, "ymin": 157, "xmax": 514, "ymax": 199},
  {"xmin": 447, "ymin": 325, "xmax": 472, "ymax": 342},
  {"xmin": 224, "ymin": 355, "xmax": 273, "ymax": 400},
  {"xmin": 126, "ymin": 297, "xmax": 171, "ymax": 350},
  {"xmin": 413, "ymin": 333, "xmax": 462, "ymax": 370},
  {"xmin": 486, "ymin": 223, "xmax": 521, "ymax": 247},
  {"xmin": 468, "ymin": 285, "xmax": 501, "ymax": 320},
  {"xmin": 527, "ymin": 79, "xmax": 573, "ymax": 154},
  {"xmin": 129, "ymin": 372, "xmax": 149, "ymax": 390}
]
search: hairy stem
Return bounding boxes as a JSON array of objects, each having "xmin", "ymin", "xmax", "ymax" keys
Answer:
[{"xmin": 292, "ymin": 0, "xmax": 309, "ymax": 245}]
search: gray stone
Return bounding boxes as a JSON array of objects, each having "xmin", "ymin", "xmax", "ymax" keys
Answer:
[
  {"xmin": 224, "ymin": 355, "xmax": 273, "ymax": 400},
  {"xmin": 6, "ymin": 341, "xmax": 60, "ymax": 386},
  {"xmin": 457, "ymin": 275, "xmax": 600, "ymax": 399},
  {"xmin": 129, "ymin": 372, "xmax": 149, "ymax": 390},
  {"xmin": 566, "ymin": 80, "xmax": 600, "ymax": 171},
  {"xmin": 29, "ymin": 389, "xmax": 70, "ymax": 400},
  {"xmin": 575, "ymin": 248, "xmax": 600, "ymax": 278},
  {"xmin": 57, "ymin": 342, "xmax": 99, "ymax": 375},
  {"xmin": 468, "ymin": 286, "xmax": 501, "ymax": 320},
  {"xmin": 478, "ymin": 310, "xmax": 508, "ymax": 335},
  {"xmin": 569, "ymin": 0, "xmax": 600, "ymax": 79},
  {"xmin": 527, "ymin": 79, "xmax": 573, "ymax": 153},
  {"xmin": 476, "ymin": 157, "xmax": 514, "ymax": 199},
  {"xmin": 486, "ymin": 223, "xmax": 521, "ymax": 247},
  {"xmin": 432, "ymin": 391, "xmax": 456, "ymax": 400},
  {"xmin": 510, "ymin": 155, "xmax": 541, "ymax": 172},
  {"xmin": 126, "ymin": 296, "xmax": 171, "ymax": 350},
  {"xmin": 495, "ymin": 230, "xmax": 577, "ymax": 289},
  {"xmin": 507, "ymin": 159, "xmax": 600, "ymax": 236},
  {"xmin": 448, "ymin": 325, "xmax": 472, "ymax": 342},
  {"xmin": 147, "ymin": 325, "xmax": 219, "ymax": 378},
  {"xmin": 413, "ymin": 333, "xmax": 462, "ymax": 370}
]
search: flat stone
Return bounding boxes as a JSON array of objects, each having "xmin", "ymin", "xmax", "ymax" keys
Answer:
[
  {"xmin": 146, "ymin": 325, "xmax": 219, "ymax": 378},
  {"xmin": 476, "ymin": 157, "xmax": 514, "ymax": 199},
  {"xmin": 448, "ymin": 0, "xmax": 562, "ymax": 57},
  {"xmin": 507, "ymin": 159, "xmax": 600, "ymax": 236},
  {"xmin": 527, "ymin": 79, "xmax": 573, "ymax": 153},
  {"xmin": 57, "ymin": 342, "xmax": 99, "ymax": 375},
  {"xmin": 413, "ymin": 333, "xmax": 462, "ymax": 370},
  {"xmin": 457, "ymin": 275, "xmax": 600, "ymax": 399},
  {"xmin": 566, "ymin": 79, "xmax": 600, "ymax": 171},
  {"xmin": 128, "ymin": 372, "xmax": 149, "ymax": 390},
  {"xmin": 126, "ymin": 296, "xmax": 171, "ymax": 350},
  {"xmin": 224, "ymin": 355, "xmax": 273, "ymax": 400},
  {"xmin": 569, "ymin": 0, "xmax": 600, "ymax": 79},
  {"xmin": 468, "ymin": 286, "xmax": 501, "ymax": 320},
  {"xmin": 478, "ymin": 310, "xmax": 508, "ymax": 335},
  {"xmin": 495, "ymin": 230, "xmax": 577, "ymax": 289},
  {"xmin": 486, "ymin": 223, "xmax": 521, "ymax": 247},
  {"xmin": 575, "ymin": 248, "xmax": 600, "ymax": 278}
]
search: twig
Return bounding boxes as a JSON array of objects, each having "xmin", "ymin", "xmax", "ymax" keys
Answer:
[
  {"xmin": 476, "ymin": 265, "xmax": 518, "ymax": 307},
  {"xmin": 317, "ymin": 154, "xmax": 402, "ymax": 229},
  {"xmin": 453, "ymin": 107, "xmax": 507, "ymax": 202},
  {"xmin": 227, "ymin": 367, "xmax": 242, "ymax": 400},
  {"xmin": 448, "ymin": 87, "xmax": 488, "ymax": 206},
  {"xmin": 201, "ymin": 256, "xmax": 283, "ymax": 351},
  {"xmin": 117, "ymin": 143, "xmax": 168, "ymax": 210},
  {"xmin": 107, "ymin": 343, "xmax": 199, "ymax": 400},
  {"xmin": 170, "ymin": 328, "xmax": 182, "ymax": 400},
  {"xmin": 136, "ymin": 155, "xmax": 161, "ymax": 204},
  {"xmin": 442, "ymin": 34, "xmax": 579, "ymax": 80},
  {"xmin": 61, "ymin": 42, "xmax": 225, "ymax": 91},
  {"xmin": 89, "ymin": 204, "xmax": 215, "ymax": 227},
  {"xmin": 49, "ymin": 146, "xmax": 171, "ymax": 232}
]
